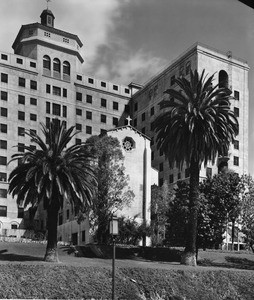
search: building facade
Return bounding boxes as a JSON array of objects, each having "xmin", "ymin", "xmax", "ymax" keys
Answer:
[
  {"xmin": 131, "ymin": 43, "xmax": 249, "ymax": 186},
  {"xmin": 0, "ymin": 9, "xmax": 249, "ymax": 243}
]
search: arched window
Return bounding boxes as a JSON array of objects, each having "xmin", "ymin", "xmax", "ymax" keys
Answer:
[
  {"xmin": 218, "ymin": 70, "xmax": 229, "ymax": 89},
  {"xmin": 53, "ymin": 58, "xmax": 60, "ymax": 73},
  {"xmin": 43, "ymin": 55, "xmax": 51, "ymax": 76},
  {"xmin": 53, "ymin": 58, "xmax": 61, "ymax": 79},
  {"xmin": 63, "ymin": 61, "xmax": 70, "ymax": 75},
  {"xmin": 63, "ymin": 61, "xmax": 70, "ymax": 81},
  {"xmin": 43, "ymin": 55, "xmax": 51, "ymax": 70}
]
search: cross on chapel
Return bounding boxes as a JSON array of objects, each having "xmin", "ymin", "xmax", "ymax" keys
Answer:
[{"xmin": 126, "ymin": 116, "xmax": 132, "ymax": 126}]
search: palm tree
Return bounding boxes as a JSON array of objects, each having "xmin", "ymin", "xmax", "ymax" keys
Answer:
[
  {"xmin": 154, "ymin": 69, "xmax": 238, "ymax": 266},
  {"xmin": 8, "ymin": 121, "xmax": 97, "ymax": 262}
]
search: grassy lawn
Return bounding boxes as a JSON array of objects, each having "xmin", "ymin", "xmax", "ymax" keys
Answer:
[{"xmin": 0, "ymin": 242, "xmax": 254, "ymax": 299}]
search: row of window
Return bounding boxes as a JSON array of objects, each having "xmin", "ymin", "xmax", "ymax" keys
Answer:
[
  {"xmin": 1, "ymin": 91, "xmax": 38, "ymax": 105},
  {"xmin": 0, "ymin": 205, "xmax": 24, "ymax": 218},
  {"xmin": 76, "ymin": 93, "xmax": 121, "ymax": 110},
  {"xmin": 1, "ymin": 53, "xmax": 36, "ymax": 68},
  {"xmin": 1, "ymin": 73, "xmax": 37, "ymax": 90},
  {"xmin": 43, "ymin": 55, "xmax": 70, "ymax": 77},
  {"xmin": 76, "ymin": 75, "xmax": 130, "ymax": 94}
]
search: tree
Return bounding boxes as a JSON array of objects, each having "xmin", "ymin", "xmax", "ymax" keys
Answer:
[
  {"xmin": 86, "ymin": 135, "xmax": 135, "ymax": 244},
  {"xmin": 240, "ymin": 174, "xmax": 254, "ymax": 252},
  {"xmin": 154, "ymin": 69, "xmax": 238, "ymax": 266},
  {"xmin": 8, "ymin": 121, "xmax": 97, "ymax": 262},
  {"xmin": 200, "ymin": 172, "xmax": 241, "ymax": 249},
  {"xmin": 151, "ymin": 182, "xmax": 173, "ymax": 246}
]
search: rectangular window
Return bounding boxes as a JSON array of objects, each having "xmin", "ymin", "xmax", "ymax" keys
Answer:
[
  {"xmin": 86, "ymin": 126, "xmax": 92, "ymax": 134},
  {"xmin": 18, "ymin": 111, "xmax": 25, "ymax": 121},
  {"xmin": 53, "ymin": 86, "xmax": 61, "ymax": 96},
  {"xmin": 0, "ymin": 140, "xmax": 7, "ymax": 149},
  {"xmin": 113, "ymin": 117, "xmax": 118, "ymax": 126},
  {"xmin": 30, "ymin": 98, "xmax": 37, "ymax": 105},
  {"xmin": 125, "ymin": 88, "xmax": 130, "ymax": 94},
  {"xmin": 75, "ymin": 138, "xmax": 81, "ymax": 145},
  {"xmin": 206, "ymin": 167, "xmax": 212, "ymax": 178},
  {"xmin": 76, "ymin": 92, "xmax": 82, "ymax": 101},
  {"xmin": 86, "ymin": 95, "xmax": 92, "ymax": 104},
  {"xmin": 169, "ymin": 174, "xmax": 174, "ymax": 183},
  {"xmin": 142, "ymin": 127, "xmax": 146, "ymax": 134},
  {"xmin": 113, "ymin": 85, "xmax": 118, "ymax": 91},
  {"xmin": 101, "ymin": 81, "xmax": 106, "ymax": 87},
  {"xmin": 18, "ymin": 143, "xmax": 25, "ymax": 152},
  {"xmin": 46, "ymin": 117, "xmax": 50, "ymax": 128},
  {"xmin": 63, "ymin": 105, "xmax": 67, "ymax": 118},
  {"xmin": 16, "ymin": 58, "xmax": 23, "ymax": 64},
  {"xmin": 86, "ymin": 111, "xmax": 92, "ymax": 120},
  {"xmin": 46, "ymin": 101, "xmax": 50, "ymax": 114},
  {"xmin": 150, "ymin": 106, "xmax": 154, "ymax": 116},
  {"xmin": 66, "ymin": 209, "xmax": 70, "ymax": 220},
  {"xmin": 18, "ymin": 207, "xmax": 24, "ymax": 218},
  {"xmin": 233, "ymin": 156, "xmax": 239, "ymax": 166},
  {"xmin": 159, "ymin": 163, "xmax": 163, "ymax": 172},
  {"xmin": 1, "ymin": 91, "xmax": 7, "ymax": 101},
  {"xmin": 0, "ymin": 108, "xmax": 7, "ymax": 117},
  {"xmin": 113, "ymin": 101, "xmax": 119, "ymax": 110},
  {"xmin": 30, "ymin": 80, "xmax": 37, "ymax": 90},
  {"xmin": 52, "ymin": 103, "xmax": 61, "ymax": 116},
  {"xmin": 88, "ymin": 78, "xmax": 94, "ymax": 84},
  {"xmin": 142, "ymin": 112, "xmax": 146, "ymax": 121},
  {"xmin": 101, "ymin": 98, "xmax": 107, "ymax": 108},
  {"xmin": 77, "ymin": 75, "xmax": 82, "ymax": 81},
  {"xmin": 101, "ymin": 114, "xmax": 106, "ymax": 123},
  {"xmin": 234, "ymin": 107, "xmax": 239, "ymax": 118},
  {"xmin": 0, "ymin": 206, "xmax": 7, "ymax": 217},
  {"xmin": 30, "ymin": 129, "xmax": 36, "ymax": 138},
  {"xmin": 234, "ymin": 90, "xmax": 240, "ymax": 100},
  {"xmin": 59, "ymin": 213, "xmax": 63, "ymax": 225},
  {"xmin": 134, "ymin": 102, "xmax": 138, "ymax": 111},
  {"xmin": 1, "ymin": 54, "xmax": 7, "ymax": 60},
  {"xmin": 82, "ymin": 230, "xmax": 86, "ymax": 242},
  {"xmin": 18, "ymin": 127, "xmax": 25, "ymax": 136},
  {"xmin": 18, "ymin": 95, "xmax": 25, "ymax": 104},
  {"xmin": 0, "ymin": 172, "xmax": 7, "ymax": 182},
  {"xmin": 30, "ymin": 113, "xmax": 37, "ymax": 121},
  {"xmin": 30, "ymin": 62, "xmax": 36, "ymax": 68},
  {"xmin": 76, "ymin": 123, "xmax": 82, "ymax": 131},
  {"xmin": 1, "ymin": 73, "xmax": 8, "ymax": 83},
  {"xmin": 19, "ymin": 77, "xmax": 25, "ymax": 87},
  {"xmin": 0, "ymin": 124, "xmax": 7, "ymax": 133},
  {"xmin": 63, "ymin": 88, "xmax": 67, "ymax": 98},
  {"xmin": 170, "ymin": 75, "xmax": 175, "ymax": 86},
  {"xmin": 134, "ymin": 118, "xmax": 137, "ymax": 127},
  {"xmin": 76, "ymin": 108, "xmax": 82, "ymax": 116},
  {"xmin": 151, "ymin": 151, "xmax": 154, "ymax": 161},
  {"xmin": 159, "ymin": 178, "xmax": 163, "ymax": 187},
  {"xmin": 46, "ymin": 84, "xmax": 51, "ymax": 94},
  {"xmin": 0, "ymin": 156, "xmax": 7, "ymax": 165},
  {"xmin": 234, "ymin": 140, "xmax": 239, "ymax": 150}
]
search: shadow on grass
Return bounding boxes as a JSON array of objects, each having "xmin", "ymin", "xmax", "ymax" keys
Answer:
[
  {"xmin": 198, "ymin": 256, "xmax": 254, "ymax": 270},
  {"xmin": 0, "ymin": 250, "xmax": 43, "ymax": 262}
]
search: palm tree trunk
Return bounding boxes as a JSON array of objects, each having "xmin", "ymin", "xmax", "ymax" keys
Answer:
[
  {"xmin": 44, "ymin": 208, "xmax": 59, "ymax": 262},
  {"xmin": 181, "ymin": 159, "xmax": 199, "ymax": 266}
]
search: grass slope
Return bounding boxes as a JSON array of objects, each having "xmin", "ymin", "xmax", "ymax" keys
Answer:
[{"xmin": 0, "ymin": 242, "xmax": 254, "ymax": 299}]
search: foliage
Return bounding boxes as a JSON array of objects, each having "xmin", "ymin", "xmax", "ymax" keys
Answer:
[
  {"xmin": 240, "ymin": 174, "xmax": 254, "ymax": 252},
  {"xmin": 8, "ymin": 121, "xmax": 97, "ymax": 261},
  {"xmin": 154, "ymin": 69, "xmax": 238, "ymax": 265},
  {"xmin": 85, "ymin": 135, "xmax": 135, "ymax": 244},
  {"xmin": 200, "ymin": 171, "xmax": 241, "ymax": 248},
  {"xmin": 150, "ymin": 182, "xmax": 173, "ymax": 246},
  {"xmin": 117, "ymin": 216, "xmax": 151, "ymax": 245}
]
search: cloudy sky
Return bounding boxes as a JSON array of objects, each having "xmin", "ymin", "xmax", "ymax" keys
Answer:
[{"xmin": 0, "ymin": 0, "xmax": 254, "ymax": 174}]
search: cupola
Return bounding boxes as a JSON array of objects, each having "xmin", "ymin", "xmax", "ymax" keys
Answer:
[{"xmin": 40, "ymin": 9, "xmax": 55, "ymax": 28}]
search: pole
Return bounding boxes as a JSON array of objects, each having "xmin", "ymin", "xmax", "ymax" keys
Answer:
[{"xmin": 112, "ymin": 236, "xmax": 116, "ymax": 300}]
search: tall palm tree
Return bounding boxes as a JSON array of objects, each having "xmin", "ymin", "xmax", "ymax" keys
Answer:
[
  {"xmin": 154, "ymin": 69, "xmax": 238, "ymax": 266},
  {"xmin": 8, "ymin": 121, "xmax": 97, "ymax": 262}
]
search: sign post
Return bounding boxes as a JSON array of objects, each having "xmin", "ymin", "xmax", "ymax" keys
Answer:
[{"xmin": 110, "ymin": 215, "xmax": 119, "ymax": 300}]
